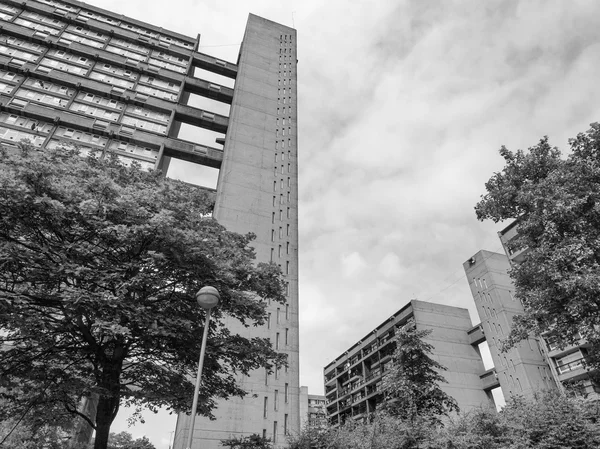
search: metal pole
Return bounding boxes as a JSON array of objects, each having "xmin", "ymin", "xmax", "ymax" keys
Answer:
[{"xmin": 185, "ymin": 308, "xmax": 212, "ymax": 449}]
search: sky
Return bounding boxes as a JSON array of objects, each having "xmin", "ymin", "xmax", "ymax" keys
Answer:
[{"xmin": 84, "ymin": 0, "xmax": 600, "ymax": 447}]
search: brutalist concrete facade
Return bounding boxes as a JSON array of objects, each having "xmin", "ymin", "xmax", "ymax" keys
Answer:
[
  {"xmin": 174, "ymin": 15, "xmax": 299, "ymax": 449},
  {"xmin": 463, "ymin": 251, "xmax": 556, "ymax": 399},
  {"xmin": 0, "ymin": 1, "xmax": 299, "ymax": 448},
  {"xmin": 323, "ymin": 300, "xmax": 491, "ymax": 425}
]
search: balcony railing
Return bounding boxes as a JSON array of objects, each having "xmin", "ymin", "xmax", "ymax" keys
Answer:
[
  {"xmin": 557, "ymin": 358, "xmax": 586, "ymax": 374},
  {"xmin": 365, "ymin": 369, "xmax": 382, "ymax": 383}
]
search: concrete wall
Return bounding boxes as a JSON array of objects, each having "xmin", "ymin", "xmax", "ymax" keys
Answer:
[
  {"xmin": 298, "ymin": 386, "xmax": 308, "ymax": 428},
  {"xmin": 462, "ymin": 251, "xmax": 556, "ymax": 400},
  {"xmin": 174, "ymin": 14, "xmax": 299, "ymax": 449},
  {"xmin": 412, "ymin": 300, "xmax": 491, "ymax": 412}
]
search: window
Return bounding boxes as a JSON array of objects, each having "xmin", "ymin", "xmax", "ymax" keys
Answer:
[
  {"xmin": 276, "ymin": 333, "xmax": 280, "ymax": 350},
  {"xmin": 274, "ymin": 390, "xmax": 278, "ymax": 411},
  {"xmin": 285, "ymin": 328, "xmax": 289, "ymax": 345},
  {"xmin": 284, "ymin": 414, "xmax": 288, "ymax": 435},
  {"xmin": 278, "ymin": 245, "xmax": 282, "ymax": 258},
  {"xmin": 271, "ymin": 229, "xmax": 275, "ymax": 242},
  {"xmin": 285, "ymin": 304, "xmax": 289, "ymax": 320},
  {"xmin": 263, "ymin": 397, "xmax": 268, "ymax": 418},
  {"xmin": 286, "ymin": 261, "xmax": 289, "ymax": 275},
  {"xmin": 287, "ymin": 207, "xmax": 290, "ymax": 218},
  {"xmin": 267, "ymin": 313, "xmax": 271, "ymax": 329},
  {"xmin": 273, "ymin": 196, "xmax": 276, "ymax": 207},
  {"xmin": 272, "ymin": 212, "xmax": 275, "ymax": 224},
  {"xmin": 273, "ymin": 422, "xmax": 278, "ymax": 444},
  {"xmin": 277, "ymin": 308, "xmax": 280, "ymax": 324},
  {"xmin": 286, "ymin": 242, "xmax": 290, "ymax": 255},
  {"xmin": 287, "ymin": 224, "xmax": 290, "ymax": 236},
  {"xmin": 285, "ymin": 383, "xmax": 289, "ymax": 403}
]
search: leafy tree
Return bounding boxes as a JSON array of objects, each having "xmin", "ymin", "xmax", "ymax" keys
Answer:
[
  {"xmin": 0, "ymin": 143, "xmax": 287, "ymax": 449},
  {"xmin": 380, "ymin": 323, "xmax": 459, "ymax": 426},
  {"xmin": 435, "ymin": 406, "xmax": 510, "ymax": 449},
  {"xmin": 220, "ymin": 433, "xmax": 272, "ymax": 448},
  {"xmin": 0, "ymin": 418, "xmax": 69, "ymax": 449},
  {"xmin": 475, "ymin": 123, "xmax": 600, "ymax": 365},
  {"xmin": 500, "ymin": 391, "xmax": 600, "ymax": 449},
  {"xmin": 98, "ymin": 431, "xmax": 155, "ymax": 449}
]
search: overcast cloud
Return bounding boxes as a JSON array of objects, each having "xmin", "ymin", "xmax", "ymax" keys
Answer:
[{"xmin": 88, "ymin": 0, "xmax": 600, "ymax": 447}]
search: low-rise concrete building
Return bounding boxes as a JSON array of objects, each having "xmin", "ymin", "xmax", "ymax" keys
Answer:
[{"xmin": 323, "ymin": 300, "xmax": 491, "ymax": 425}]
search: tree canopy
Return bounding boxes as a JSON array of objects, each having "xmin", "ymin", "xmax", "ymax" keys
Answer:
[
  {"xmin": 220, "ymin": 433, "xmax": 272, "ymax": 448},
  {"xmin": 288, "ymin": 392, "xmax": 600, "ymax": 449},
  {"xmin": 104, "ymin": 431, "xmax": 156, "ymax": 449},
  {"xmin": 0, "ymin": 143, "xmax": 287, "ymax": 449},
  {"xmin": 380, "ymin": 323, "xmax": 459, "ymax": 425},
  {"xmin": 475, "ymin": 123, "xmax": 600, "ymax": 365}
]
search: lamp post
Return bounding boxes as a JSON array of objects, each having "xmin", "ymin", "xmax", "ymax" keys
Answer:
[{"xmin": 185, "ymin": 286, "xmax": 220, "ymax": 449}]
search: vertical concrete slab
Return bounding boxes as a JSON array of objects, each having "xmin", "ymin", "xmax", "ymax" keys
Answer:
[
  {"xmin": 462, "ymin": 251, "xmax": 557, "ymax": 400},
  {"xmin": 174, "ymin": 14, "xmax": 299, "ymax": 449}
]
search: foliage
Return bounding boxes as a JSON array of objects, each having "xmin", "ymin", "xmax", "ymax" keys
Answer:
[
  {"xmin": 0, "ymin": 418, "xmax": 69, "ymax": 449},
  {"xmin": 438, "ymin": 391, "xmax": 600, "ymax": 449},
  {"xmin": 287, "ymin": 419, "xmax": 336, "ymax": 449},
  {"xmin": 475, "ymin": 123, "xmax": 600, "ymax": 363},
  {"xmin": 290, "ymin": 393, "xmax": 600, "ymax": 449},
  {"xmin": 379, "ymin": 323, "xmax": 459, "ymax": 425},
  {"xmin": 288, "ymin": 415, "xmax": 428, "ymax": 449},
  {"xmin": 101, "ymin": 431, "xmax": 156, "ymax": 449},
  {"xmin": 220, "ymin": 433, "xmax": 272, "ymax": 448},
  {"xmin": 0, "ymin": 143, "xmax": 287, "ymax": 449}
]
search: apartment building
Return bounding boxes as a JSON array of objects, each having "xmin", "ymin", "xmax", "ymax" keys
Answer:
[{"xmin": 323, "ymin": 300, "xmax": 491, "ymax": 426}]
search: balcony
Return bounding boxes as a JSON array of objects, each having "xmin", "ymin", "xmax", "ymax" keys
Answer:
[
  {"xmin": 365, "ymin": 369, "xmax": 382, "ymax": 384},
  {"xmin": 557, "ymin": 358, "xmax": 589, "ymax": 382},
  {"xmin": 468, "ymin": 324, "xmax": 485, "ymax": 346},
  {"xmin": 479, "ymin": 368, "xmax": 500, "ymax": 391}
]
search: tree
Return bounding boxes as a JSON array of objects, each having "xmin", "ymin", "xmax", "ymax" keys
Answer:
[
  {"xmin": 380, "ymin": 323, "xmax": 459, "ymax": 426},
  {"xmin": 99, "ymin": 431, "xmax": 156, "ymax": 449},
  {"xmin": 0, "ymin": 143, "xmax": 287, "ymax": 449},
  {"xmin": 0, "ymin": 418, "xmax": 69, "ymax": 449},
  {"xmin": 220, "ymin": 433, "xmax": 272, "ymax": 448},
  {"xmin": 475, "ymin": 123, "xmax": 600, "ymax": 366},
  {"xmin": 500, "ymin": 391, "xmax": 600, "ymax": 449}
]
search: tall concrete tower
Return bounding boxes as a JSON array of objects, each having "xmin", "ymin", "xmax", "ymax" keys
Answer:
[
  {"xmin": 172, "ymin": 15, "xmax": 299, "ymax": 449},
  {"xmin": 463, "ymin": 251, "xmax": 556, "ymax": 398}
]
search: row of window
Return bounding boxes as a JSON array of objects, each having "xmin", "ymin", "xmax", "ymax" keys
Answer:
[
  {"xmin": 0, "ymin": 42, "xmax": 179, "ymax": 102},
  {"xmin": 35, "ymin": 0, "xmax": 194, "ymax": 50},
  {"xmin": 0, "ymin": 111, "xmax": 158, "ymax": 164},
  {"xmin": 2, "ymin": 6, "xmax": 190, "ymax": 73},
  {"xmin": 12, "ymin": 82, "xmax": 170, "ymax": 134}
]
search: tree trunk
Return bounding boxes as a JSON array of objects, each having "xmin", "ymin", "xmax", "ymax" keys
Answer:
[{"xmin": 94, "ymin": 393, "xmax": 119, "ymax": 449}]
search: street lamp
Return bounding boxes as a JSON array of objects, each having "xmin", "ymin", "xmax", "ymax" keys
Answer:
[{"xmin": 185, "ymin": 286, "xmax": 220, "ymax": 449}]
